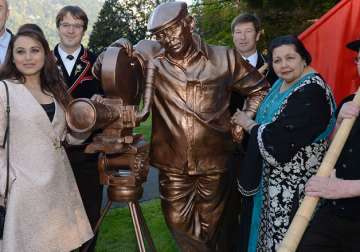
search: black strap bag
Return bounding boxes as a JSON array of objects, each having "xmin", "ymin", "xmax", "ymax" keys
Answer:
[{"xmin": 0, "ymin": 80, "xmax": 10, "ymax": 239}]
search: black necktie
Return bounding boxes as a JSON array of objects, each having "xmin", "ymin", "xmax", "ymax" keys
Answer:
[{"xmin": 66, "ymin": 55, "xmax": 74, "ymax": 60}]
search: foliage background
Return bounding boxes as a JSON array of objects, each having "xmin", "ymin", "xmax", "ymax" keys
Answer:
[
  {"xmin": 8, "ymin": 0, "xmax": 340, "ymax": 55},
  {"xmin": 88, "ymin": 0, "xmax": 164, "ymax": 54},
  {"xmin": 191, "ymin": 0, "xmax": 340, "ymax": 55},
  {"xmin": 7, "ymin": 0, "xmax": 103, "ymax": 48}
]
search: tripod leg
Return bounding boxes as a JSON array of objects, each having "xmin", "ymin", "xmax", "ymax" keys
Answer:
[
  {"xmin": 133, "ymin": 201, "xmax": 157, "ymax": 252},
  {"xmin": 94, "ymin": 200, "xmax": 112, "ymax": 234},
  {"xmin": 82, "ymin": 200, "xmax": 113, "ymax": 252},
  {"xmin": 129, "ymin": 201, "xmax": 146, "ymax": 252}
]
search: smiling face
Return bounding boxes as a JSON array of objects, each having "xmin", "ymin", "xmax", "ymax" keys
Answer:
[
  {"xmin": 57, "ymin": 12, "xmax": 85, "ymax": 53},
  {"xmin": 154, "ymin": 19, "xmax": 193, "ymax": 59},
  {"xmin": 272, "ymin": 44, "xmax": 306, "ymax": 84},
  {"xmin": 13, "ymin": 35, "xmax": 45, "ymax": 78},
  {"xmin": 232, "ymin": 22, "xmax": 260, "ymax": 57}
]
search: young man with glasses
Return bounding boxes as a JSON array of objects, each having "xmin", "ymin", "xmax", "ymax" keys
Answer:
[
  {"xmin": 298, "ymin": 38, "xmax": 360, "ymax": 252},
  {"xmin": 53, "ymin": 5, "xmax": 103, "ymax": 252}
]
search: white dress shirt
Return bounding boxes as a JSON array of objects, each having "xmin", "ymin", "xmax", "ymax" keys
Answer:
[
  {"xmin": 242, "ymin": 51, "xmax": 258, "ymax": 68},
  {"xmin": 58, "ymin": 46, "xmax": 81, "ymax": 76},
  {"xmin": 0, "ymin": 29, "xmax": 11, "ymax": 64}
]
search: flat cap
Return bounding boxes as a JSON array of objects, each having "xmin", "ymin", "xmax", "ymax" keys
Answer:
[
  {"xmin": 347, "ymin": 38, "xmax": 360, "ymax": 52},
  {"xmin": 147, "ymin": 1, "xmax": 188, "ymax": 34}
]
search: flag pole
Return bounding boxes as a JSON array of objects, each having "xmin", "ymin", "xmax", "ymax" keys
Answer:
[{"xmin": 278, "ymin": 87, "xmax": 360, "ymax": 252}]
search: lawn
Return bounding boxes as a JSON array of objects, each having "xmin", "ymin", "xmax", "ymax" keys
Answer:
[{"xmin": 96, "ymin": 199, "xmax": 178, "ymax": 252}]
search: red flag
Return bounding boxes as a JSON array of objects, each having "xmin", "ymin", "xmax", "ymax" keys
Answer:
[{"xmin": 299, "ymin": 0, "xmax": 360, "ymax": 104}]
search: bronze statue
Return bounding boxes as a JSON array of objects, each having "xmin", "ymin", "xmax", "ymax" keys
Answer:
[
  {"xmin": 89, "ymin": 1, "xmax": 269, "ymax": 251},
  {"xmin": 66, "ymin": 47, "xmax": 156, "ymax": 252}
]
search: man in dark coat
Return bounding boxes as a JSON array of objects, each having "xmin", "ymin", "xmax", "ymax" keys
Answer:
[
  {"xmin": 53, "ymin": 5, "xmax": 103, "ymax": 252},
  {"xmin": 230, "ymin": 13, "xmax": 277, "ymax": 114},
  {"xmin": 230, "ymin": 13, "xmax": 277, "ymax": 252}
]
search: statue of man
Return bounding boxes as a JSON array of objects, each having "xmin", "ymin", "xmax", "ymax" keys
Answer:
[{"xmin": 94, "ymin": 2, "xmax": 269, "ymax": 251}]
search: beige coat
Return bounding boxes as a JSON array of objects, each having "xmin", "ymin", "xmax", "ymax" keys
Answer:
[{"xmin": 0, "ymin": 80, "xmax": 93, "ymax": 252}]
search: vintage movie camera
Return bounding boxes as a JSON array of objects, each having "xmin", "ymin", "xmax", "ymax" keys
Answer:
[
  {"xmin": 65, "ymin": 46, "xmax": 156, "ymax": 251},
  {"xmin": 66, "ymin": 46, "xmax": 154, "ymax": 201}
]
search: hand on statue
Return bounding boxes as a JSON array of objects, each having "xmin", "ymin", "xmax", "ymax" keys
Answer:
[
  {"xmin": 92, "ymin": 38, "xmax": 134, "ymax": 80},
  {"xmin": 305, "ymin": 171, "xmax": 349, "ymax": 199},
  {"xmin": 231, "ymin": 109, "xmax": 257, "ymax": 133},
  {"xmin": 90, "ymin": 94, "xmax": 105, "ymax": 104},
  {"xmin": 336, "ymin": 101, "xmax": 360, "ymax": 125},
  {"xmin": 110, "ymin": 38, "xmax": 133, "ymax": 57}
]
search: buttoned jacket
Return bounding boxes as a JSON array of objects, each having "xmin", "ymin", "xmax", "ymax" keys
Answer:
[{"xmin": 0, "ymin": 80, "xmax": 93, "ymax": 252}]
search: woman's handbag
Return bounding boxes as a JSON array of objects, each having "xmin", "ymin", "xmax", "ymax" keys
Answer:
[{"xmin": 0, "ymin": 80, "xmax": 10, "ymax": 239}]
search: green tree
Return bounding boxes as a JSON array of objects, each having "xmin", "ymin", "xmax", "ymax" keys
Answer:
[
  {"xmin": 191, "ymin": 0, "xmax": 243, "ymax": 46},
  {"xmin": 88, "ymin": 0, "xmax": 165, "ymax": 54},
  {"xmin": 190, "ymin": 0, "xmax": 340, "ymax": 53}
]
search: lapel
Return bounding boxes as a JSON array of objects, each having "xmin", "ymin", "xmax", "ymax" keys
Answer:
[
  {"xmin": 53, "ymin": 44, "xmax": 71, "ymax": 84},
  {"xmin": 68, "ymin": 46, "xmax": 91, "ymax": 94},
  {"xmin": 51, "ymin": 99, "xmax": 67, "ymax": 142},
  {"xmin": 255, "ymin": 52, "xmax": 265, "ymax": 69},
  {"xmin": 53, "ymin": 45, "xmax": 92, "ymax": 94},
  {"xmin": 17, "ymin": 82, "xmax": 66, "ymax": 144}
]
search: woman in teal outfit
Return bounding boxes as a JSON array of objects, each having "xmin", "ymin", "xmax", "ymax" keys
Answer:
[{"xmin": 232, "ymin": 35, "xmax": 336, "ymax": 251}]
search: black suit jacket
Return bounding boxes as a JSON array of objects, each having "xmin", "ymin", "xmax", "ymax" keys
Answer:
[
  {"xmin": 53, "ymin": 44, "xmax": 103, "ymax": 99},
  {"xmin": 53, "ymin": 44, "xmax": 103, "ymax": 148}
]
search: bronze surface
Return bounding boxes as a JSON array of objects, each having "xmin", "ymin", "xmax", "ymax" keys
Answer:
[
  {"xmin": 67, "ymin": 43, "xmax": 156, "ymax": 252},
  {"xmin": 82, "ymin": 2, "xmax": 269, "ymax": 250}
]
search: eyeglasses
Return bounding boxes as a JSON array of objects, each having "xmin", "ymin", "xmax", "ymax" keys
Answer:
[
  {"xmin": 59, "ymin": 23, "xmax": 84, "ymax": 30},
  {"xmin": 354, "ymin": 57, "xmax": 360, "ymax": 65}
]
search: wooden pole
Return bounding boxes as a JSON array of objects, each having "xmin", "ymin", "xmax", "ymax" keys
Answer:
[{"xmin": 278, "ymin": 87, "xmax": 360, "ymax": 252}]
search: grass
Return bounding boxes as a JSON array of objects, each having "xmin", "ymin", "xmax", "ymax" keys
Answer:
[
  {"xmin": 96, "ymin": 199, "xmax": 178, "ymax": 252},
  {"xmin": 134, "ymin": 114, "xmax": 152, "ymax": 142}
]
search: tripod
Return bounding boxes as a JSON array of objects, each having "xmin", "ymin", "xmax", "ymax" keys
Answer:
[{"xmin": 83, "ymin": 139, "xmax": 157, "ymax": 252}]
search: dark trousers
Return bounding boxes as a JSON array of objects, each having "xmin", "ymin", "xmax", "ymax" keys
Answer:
[
  {"xmin": 159, "ymin": 169, "xmax": 236, "ymax": 252},
  {"xmin": 298, "ymin": 206, "xmax": 360, "ymax": 252},
  {"xmin": 67, "ymin": 148, "xmax": 103, "ymax": 252}
]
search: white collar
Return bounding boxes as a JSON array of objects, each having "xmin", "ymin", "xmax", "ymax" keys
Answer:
[
  {"xmin": 58, "ymin": 45, "xmax": 82, "ymax": 61},
  {"xmin": 242, "ymin": 51, "xmax": 258, "ymax": 68},
  {"xmin": 57, "ymin": 45, "xmax": 82, "ymax": 76}
]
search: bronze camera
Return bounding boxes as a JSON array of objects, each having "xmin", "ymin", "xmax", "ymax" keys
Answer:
[{"xmin": 65, "ymin": 46, "xmax": 156, "ymax": 251}]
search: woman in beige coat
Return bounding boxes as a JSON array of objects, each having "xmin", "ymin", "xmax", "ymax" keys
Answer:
[{"xmin": 0, "ymin": 24, "xmax": 93, "ymax": 251}]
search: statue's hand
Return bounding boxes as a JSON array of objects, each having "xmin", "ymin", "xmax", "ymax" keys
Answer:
[
  {"xmin": 92, "ymin": 38, "xmax": 134, "ymax": 80},
  {"xmin": 110, "ymin": 38, "xmax": 133, "ymax": 57},
  {"xmin": 90, "ymin": 94, "xmax": 105, "ymax": 104}
]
